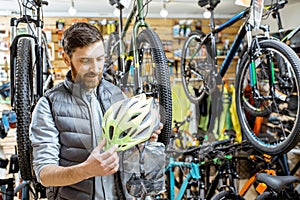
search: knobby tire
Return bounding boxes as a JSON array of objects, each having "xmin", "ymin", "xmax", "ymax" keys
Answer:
[
  {"xmin": 136, "ymin": 29, "xmax": 172, "ymax": 146},
  {"xmin": 15, "ymin": 38, "xmax": 33, "ymax": 180}
]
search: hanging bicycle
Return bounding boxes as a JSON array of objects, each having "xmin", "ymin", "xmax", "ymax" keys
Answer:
[
  {"xmin": 180, "ymin": 0, "xmax": 300, "ymax": 155},
  {"xmin": 105, "ymin": 0, "xmax": 172, "ymax": 145},
  {"xmin": 9, "ymin": 0, "xmax": 53, "ymax": 198}
]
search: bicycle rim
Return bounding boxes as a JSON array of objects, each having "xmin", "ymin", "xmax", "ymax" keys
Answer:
[
  {"xmin": 135, "ymin": 29, "xmax": 172, "ymax": 146},
  {"xmin": 180, "ymin": 31, "xmax": 213, "ymax": 104},
  {"xmin": 15, "ymin": 38, "xmax": 33, "ymax": 180},
  {"xmin": 236, "ymin": 39, "xmax": 300, "ymax": 155}
]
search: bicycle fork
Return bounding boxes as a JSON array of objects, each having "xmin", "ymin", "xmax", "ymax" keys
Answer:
[{"xmin": 247, "ymin": 31, "xmax": 281, "ymax": 105}]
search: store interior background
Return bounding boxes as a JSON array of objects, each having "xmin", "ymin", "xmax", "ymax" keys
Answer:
[
  {"xmin": 0, "ymin": 0, "xmax": 300, "ymax": 80},
  {"xmin": 0, "ymin": 0, "xmax": 299, "ymax": 198}
]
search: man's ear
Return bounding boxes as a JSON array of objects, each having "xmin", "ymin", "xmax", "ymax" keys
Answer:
[{"xmin": 62, "ymin": 52, "xmax": 71, "ymax": 66}]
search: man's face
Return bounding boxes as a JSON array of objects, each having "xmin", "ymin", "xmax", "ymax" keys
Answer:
[{"xmin": 64, "ymin": 41, "xmax": 105, "ymax": 90}]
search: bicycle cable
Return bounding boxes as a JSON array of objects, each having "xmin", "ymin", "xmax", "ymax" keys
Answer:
[
  {"xmin": 135, "ymin": 0, "xmax": 152, "ymax": 19},
  {"xmin": 17, "ymin": 0, "xmax": 22, "ymax": 16}
]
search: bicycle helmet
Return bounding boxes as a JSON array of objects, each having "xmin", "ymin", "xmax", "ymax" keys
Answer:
[{"xmin": 101, "ymin": 93, "xmax": 160, "ymax": 151}]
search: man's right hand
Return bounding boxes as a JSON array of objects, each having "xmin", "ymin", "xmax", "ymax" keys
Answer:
[
  {"xmin": 39, "ymin": 139, "xmax": 119, "ymax": 187},
  {"xmin": 83, "ymin": 139, "xmax": 119, "ymax": 178}
]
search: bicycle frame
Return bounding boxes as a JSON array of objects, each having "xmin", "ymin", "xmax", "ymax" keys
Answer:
[
  {"xmin": 191, "ymin": 0, "xmax": 285, "ymax": 109},
  {"xmin": 198, "ymin": 8, "xmax": 249, "ymax": 78},
  {"xmin": 268, "ymin": 0, "xmax": 300, "ymax": 44},
  {"xmin": 112, "ymin": 0, "xmax": 151, "ymax": 92},
  {"xmin": 165, "ymin": 157, "xmax": 202, "ymax": 200},
  {"xmin": 165, "ymin": 144, "xmax": 238, "ymax": 200}
]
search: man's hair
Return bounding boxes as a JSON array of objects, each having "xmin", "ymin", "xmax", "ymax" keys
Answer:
[{"xmin": 62, "ymin": 22, "xmax": 104, "ymax": 57}]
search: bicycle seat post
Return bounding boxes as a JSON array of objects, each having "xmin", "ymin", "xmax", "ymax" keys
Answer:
[{"xmin": 117, "ymin": 3, "xmax": 124, "ymax": 34}]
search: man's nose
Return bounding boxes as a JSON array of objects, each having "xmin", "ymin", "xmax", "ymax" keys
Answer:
[{"xmin": 89, "ymin": 59, "xmax": 101, "ymax": 72}]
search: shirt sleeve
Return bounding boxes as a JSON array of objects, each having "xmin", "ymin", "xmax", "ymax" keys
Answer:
[{"xmin": 29, "ymin": 96, "xmax": 60, "ymax": 182}]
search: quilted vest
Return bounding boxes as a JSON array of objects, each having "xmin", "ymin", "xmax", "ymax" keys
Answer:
[{"xmin": 44, "ymin": 73, "xmax": 125, "ymax": 199}]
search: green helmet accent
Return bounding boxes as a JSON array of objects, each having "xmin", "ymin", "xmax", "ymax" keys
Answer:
[{"xmin": 101, "ymin": 93, "xmax": 160, "ymax": 151}]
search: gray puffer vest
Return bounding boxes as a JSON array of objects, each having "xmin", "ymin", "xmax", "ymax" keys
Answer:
[{"xmin": 44, "ymin": 73, "xmax": 125, "ymax": 199}]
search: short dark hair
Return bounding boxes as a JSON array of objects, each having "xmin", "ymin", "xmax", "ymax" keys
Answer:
[{"xmin": 62, "ymin": 22, "xmax": 104, "ymax": 57}]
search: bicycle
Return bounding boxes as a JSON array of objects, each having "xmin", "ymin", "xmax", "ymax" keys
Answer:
[
  {"xmin": 169, "ymin": 111, "xmax": 206, "ymax": 150},
  {"xmin": 9, "ymin": 0, "xmax": 54, "ymax": 198},
  {"xmin": 163, "ymin": 138, "xmax": 251, "ymax": 200},
  {"xmin": 212, "ymin": 172, "xmax": 300, "ymax": 199},
  {"xmin": 233, "ymin": 152, "xmax": 291, "ymax": 199},
  {"xmin": 180, "ymin": 0, "xmax": 300, "ymax": 155},
  {"xmin": 263, "ymin": 0, "xmax": 300, "ymax": 48},
  {"xmin": 105, "ymin": 0, "xmax": 172, "ymax": 146},
  {"xmin": 0, "ymin": 150, "xmax": 46, "ymax": 200},
  {"xmin": 209, "ymin": 145, "xmax": 298, "ymax": 199}
]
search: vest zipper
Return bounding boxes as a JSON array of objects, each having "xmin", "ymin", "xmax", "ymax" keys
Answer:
[
  {"xmin": 85, "ymin": 94, "xmax": 96, "ymax": 200},
  {"xmin": 86, "ymin": 93, "xmax": 106, "ymax": 200}
]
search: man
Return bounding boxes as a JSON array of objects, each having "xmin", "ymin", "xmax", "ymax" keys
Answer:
[{"xmin": 29, "ymin": 22, "xmax": 161, "ymax": 200}]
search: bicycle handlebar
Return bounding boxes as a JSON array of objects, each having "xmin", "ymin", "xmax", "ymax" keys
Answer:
[
  {"xmin": 166, "ymin": 138, "xmax": 232, "ymax": 155},
  {"xmin": 215, "ymin": 140, "xmax": 252, "ymax": 153}
]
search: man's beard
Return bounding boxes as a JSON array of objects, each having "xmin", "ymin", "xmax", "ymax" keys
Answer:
[{"xmin": 71, "ymin": 63, "xmax": 102, "ymax": 90}]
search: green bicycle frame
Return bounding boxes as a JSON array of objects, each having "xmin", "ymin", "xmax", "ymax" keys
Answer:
[{"xmin": 116, "ymin": 0, "xmax": 151, "ymax": 91}]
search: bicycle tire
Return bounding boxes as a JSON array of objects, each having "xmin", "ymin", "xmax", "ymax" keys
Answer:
[
  {"xmin": 211, "ymin": 190, "xmax": 244, "ymax": 200},
  {"xmin": 236, "ymin": 39, "xmax": 300, "ymax": 155},
  {"xmin": 135, "ymin": 29, "xmax": 172, "ymax": 146},
  {"xmin": 180, "ymin": 31, "xmax": 214, "ymax": 104},
  {"xmin": 15, "ymin": 38, "xmax": 33, "ymax": 180}
]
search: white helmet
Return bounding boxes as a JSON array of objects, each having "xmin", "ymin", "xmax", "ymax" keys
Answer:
[{"xmin": 101, "ymin": 93, "xmax": 160, "ymax": 151}]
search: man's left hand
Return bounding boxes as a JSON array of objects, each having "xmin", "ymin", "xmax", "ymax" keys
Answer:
[{"xmin": 150, "ymin": 122, "xmax": 163, "ymax": 142}]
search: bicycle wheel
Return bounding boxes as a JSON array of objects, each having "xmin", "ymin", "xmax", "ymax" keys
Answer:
[
  {"xmin": 135, "ymin": 29, "xmax": 172, "ymax": 146},
  {"xmin": 211, "ymin": 190, "xmax": 244, "ymax": 200},
  {"xmin": 15, "ymin": 38, "xmax": 34, "ymax": 180},
  {"xmin": 180, "ymin": 31, "xmax": 214, "ymax": 104},
  {"xmin": 236, "ymin": 39, "xmax": 300, "ymax": 155}
]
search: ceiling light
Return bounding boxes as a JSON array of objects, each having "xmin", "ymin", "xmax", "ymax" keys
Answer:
[
  {"xmin": 203, "ymin": 11, "xmax": 211, "ymax": 19},
  {"xmin": 160, "ymin": 3, "xmax": 168, "ymax": 18},
  {"xmin": 68, "ymin": 0, "xmax": 77, "ymax": 16}
]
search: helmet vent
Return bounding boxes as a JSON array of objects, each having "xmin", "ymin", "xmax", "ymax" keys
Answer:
[
  {"xmin": 120, "ymin": 128, "xmax": 131, "ymax": 138},
  {"xmin": 109, "ymin": 126, "xmax": 114, "ymax": 140},
  {"xmin": 130, "ymin": 113, "xmax": 140, "ymax": 121}
]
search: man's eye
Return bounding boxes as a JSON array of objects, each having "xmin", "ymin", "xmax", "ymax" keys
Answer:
[
  {"xmin": 82, "ymin": 59, "xmax": 90, "ymax": 63},
  {"xmin": 96, "ymin": 57, "xmax": 104, "ymax": 62}
]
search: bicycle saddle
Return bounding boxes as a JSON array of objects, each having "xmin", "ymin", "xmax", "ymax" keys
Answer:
[
  {"xmin": 256, "ymin": 173, "xmax": 300, "ymax": 193},
  {"xmin": 109, "ymin": 0, "xmax": 120, "ymax": 6}
]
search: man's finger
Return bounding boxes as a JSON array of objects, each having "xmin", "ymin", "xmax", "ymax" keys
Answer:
[
  {"xmin": 107, "ymin": 144, "xmax": 118, "ymax": 153},
  {"xmin": 159, "ymin": 122, "xmax": 163, "ymax": 129},
  {"xmin": 98, "ymin": 138, "xmax": 106, "ymax": 150}
]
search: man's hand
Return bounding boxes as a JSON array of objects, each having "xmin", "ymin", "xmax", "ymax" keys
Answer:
[
  {"xmin": 150, "ymin": 122, "xmax": 163, "ymax": 142},
  {"xmin": 83, "ymin": 139, "xmax": 119, "ymax": 178},
  {"xmin": 39, "ymin": 139, "xmax": 119, "ymax": 187}
]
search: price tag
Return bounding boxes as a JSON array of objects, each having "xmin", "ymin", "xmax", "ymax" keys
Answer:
[
  {"xmin": 235, "ymin": 0, "xmax": 251, "ymax": 7},
  {"xmin": 248, "ymin": 0, "xmax": 264, "ymax": 28}
]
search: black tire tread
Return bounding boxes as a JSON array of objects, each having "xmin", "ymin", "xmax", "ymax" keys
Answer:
[
  {"xmin": 136, "ymin": 29, "xmax": 172, "ymax": 146},
  {"xmin": 15, "ymin": 38, "xmax": 33, "ymax": 180}
]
